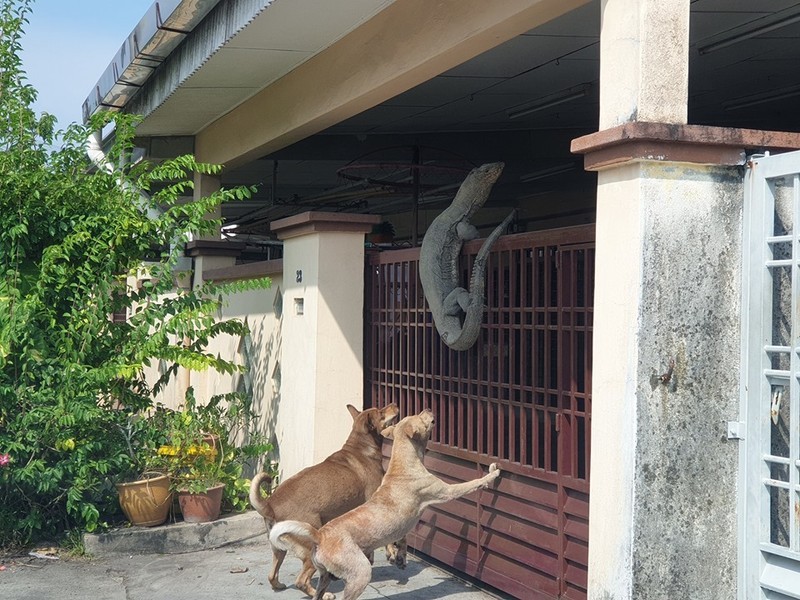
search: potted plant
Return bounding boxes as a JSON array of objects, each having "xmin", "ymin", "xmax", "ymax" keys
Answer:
[
  {"xmin": 367, "ymin": 220, "xmax": 395, "ymax": 244},
  {"xmin": 115, "ymin": 472, "xmax": 173, "ymax": 527},
  {"xmin": 115, "ymin": 408, "xmax": 174, "ymax": 527},
  {"xmin": 112, "ymin": 385, "xmax": 274, "ymax": 526},
  {"xmin": 157, "ymin": 409, "xmax": 223, "ymax": 523},
  {"xmin": 157, "ymin": 389, "xmax": 273, "ymax": 523}
]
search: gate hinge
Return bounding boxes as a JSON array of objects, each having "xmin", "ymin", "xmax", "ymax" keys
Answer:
[{"xmin": 727, "ymin": 421, "xmax": 745, "ymax": 440}]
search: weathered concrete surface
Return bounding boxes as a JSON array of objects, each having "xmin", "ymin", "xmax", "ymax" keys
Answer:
[
  {"xmin": 2, "ymin": 511, "xmax": 506, "ymax": 599},
  {"xmin": 631, "ymin": 163, "xmax": 742, "ymax": 599},
  {"xmin": 0, "ymin": 539, "xmax": 504, "ymax": 600},
  {"xmin": 589, "ymin": 160, "xmax": 742, "ymax": 600},
  {"xmin": 83, "ymin": 510, "xmax": 266, "ymax": 556},
  {"xmin": 599, "ymin": 0, "xmax": 690, "ymax": 128}
]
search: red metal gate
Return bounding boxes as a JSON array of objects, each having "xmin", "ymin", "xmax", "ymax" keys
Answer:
[{"xmin": 365, "ymin": 225, "xmax": 594, "ymax": 599}]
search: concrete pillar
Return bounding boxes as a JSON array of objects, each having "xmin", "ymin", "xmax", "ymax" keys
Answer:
[
  {"xmin": 574, "ymin": 113, "xmax": 800, "ymax": 600},
  {"xmin": 574, "ymin": 126, "xmax": 800, "ymax": 599},
  {"xmin": 185, "ymin": 240, "xmax": 244, "ymax": 289},
  {"xmin": 576, "ymin": 2, "xmax": 790, "ymax": 598},
  {"xmin": 585, "ymin": 154, "xmax": 742, "ymax": 600},
  {"xmin": 599, "ymin": 0, "xmax": 689, "ymax": 128},
  {"xmin": 192, "ymin": 171, "xmax": 223, "ymax": 241},
  {"xmin": 271, "ymin": 211, "xmax": 379, "ymax": 478}
]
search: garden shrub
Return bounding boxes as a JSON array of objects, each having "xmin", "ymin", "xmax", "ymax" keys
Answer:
[{"xmin": 0, "ymin": 0, "xmax": 270, "ymax": 547}]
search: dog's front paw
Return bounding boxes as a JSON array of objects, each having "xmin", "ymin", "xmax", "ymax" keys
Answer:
[
  {"xmin": 486, "ymin": 463, "xmax": 501, "ymax": 486},
  {"xmin": 322, "ymin": 593, "xmax": 336, "ymax": 600}
]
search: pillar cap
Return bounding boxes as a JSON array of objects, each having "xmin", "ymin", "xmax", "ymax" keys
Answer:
[
  {"xmin": 184, "ymin": 240, "xmax": 245, "ymax": 257},
  {"xmin": 571, "ymin": 121, "xmax": 800, "ymax": 171},
  {"xmin": 271, "ymin": 211, "xmax": 381, "ymax": 240}
]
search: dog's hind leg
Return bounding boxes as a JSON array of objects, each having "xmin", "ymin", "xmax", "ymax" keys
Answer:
[
  {"xmin": 268, "ymin": 545, "xmax": 287, "ymax": 590},
  {"xmin": 295, "ymin": 557, "xmax": 320, "ymax": 598},
  {"xmin": 340, "ymin": 554, "xmax": 372, "ymax": 600},
  {"xmin": 312, "ymin": 569, "xmax": 334, "ymax": 600},
  {"xmin": 315, "ymin": 539, "xmax": 371, "ymax": 600}
]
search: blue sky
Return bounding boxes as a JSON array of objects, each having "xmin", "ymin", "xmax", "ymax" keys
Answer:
[{"xmin": 20, "ymin": 0, "xmax": 153, "ymax": 128}]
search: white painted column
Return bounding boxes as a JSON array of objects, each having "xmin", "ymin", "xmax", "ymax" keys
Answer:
[
  {"xmin": 588, "ymin": 2, "xmax": 702, "ymax": 599},
  {"xmin": 587, "ymin": 161, "xmax": 642, "ymax": 600},
  {"xmin": 271, "ymin": 212, "xmax": 379, "ymax": 478},
  {"xmin": 598, "ymin": 0, "xmax": 689, "ymax": 128},
  {"xmin": 192, "ymin": 171, "xmax": 223, "ymax": 242}
]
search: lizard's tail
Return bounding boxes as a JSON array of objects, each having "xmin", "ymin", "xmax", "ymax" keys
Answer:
[{"xmin": 445, "ymin": 209, "xmax": 516, "ymax": 351}]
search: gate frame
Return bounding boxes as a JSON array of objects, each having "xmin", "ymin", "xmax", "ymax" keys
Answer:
[
  {"xmin": 364, "ymin": 224, "xmax": 595, "ymax": 599},
  {"xmin": 741, "ymin": 150, "xmax": 800, "ymax": 599}
]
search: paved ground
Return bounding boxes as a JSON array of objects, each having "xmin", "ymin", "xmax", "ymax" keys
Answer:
[{"xmin": 0, "ymin": 518, "xmax": 505, "ymax": 600}]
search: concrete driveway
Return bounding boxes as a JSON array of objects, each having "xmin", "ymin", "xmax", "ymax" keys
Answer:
[{"xmin": 0, "ymin": 523, "xmax": 506, "ymax": 600}]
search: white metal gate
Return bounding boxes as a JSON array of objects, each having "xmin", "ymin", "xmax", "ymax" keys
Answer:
[{"xmin": 742, "ymin": 150, "xmax": 800, "ymax": 599}]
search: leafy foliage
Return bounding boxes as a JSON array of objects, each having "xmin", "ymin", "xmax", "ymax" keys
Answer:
[
  {"xmin": 0, "ymin": 0, "xmax": 271, "ymax": 547},
  {"xmin": 152, "ymin": 389, "xmax": 273, "ymax": 505}
]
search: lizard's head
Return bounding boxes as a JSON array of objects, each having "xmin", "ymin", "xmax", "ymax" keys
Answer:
[{"xmin": 459, "ymin": 162, "xmax": 504, "ymax": 217}]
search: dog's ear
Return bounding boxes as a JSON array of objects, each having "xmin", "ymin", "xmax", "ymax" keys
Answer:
[
  {"xmin": 346, "ymin": 404, "xmax": 360, "ymax": 421},
  {"xmin": 380, "ymin": 425, "xmax": 395, "ymax": 439}
]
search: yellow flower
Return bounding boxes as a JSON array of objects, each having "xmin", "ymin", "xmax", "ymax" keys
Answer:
[{"xmin": 187, "ymin": 444, "xmax": 217, "ymax": 458}]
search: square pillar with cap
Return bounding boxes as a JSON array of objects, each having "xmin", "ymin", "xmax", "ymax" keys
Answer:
[
  {"xmin": 271, "ymin": 211, "xmax": 380, "ymax": 478},
  {"xmin": 574, "ymin": 1, "xmax": 800, "ymax": 598}
]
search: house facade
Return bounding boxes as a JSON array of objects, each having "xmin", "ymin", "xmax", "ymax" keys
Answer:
[{"xmin": 88, "ymin": 1, "xmax": 800, "ymax": 598}]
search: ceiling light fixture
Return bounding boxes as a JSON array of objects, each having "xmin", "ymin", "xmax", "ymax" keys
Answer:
[
  {"xmin": 698, "ymin": 11, "xmax": 800, "ymax": 55},
  {"xmin": 723, "ymin": 84, "xmax": 800, "ymax": 111},
  {"xmin": 507, "ymin": 85, "xmax": 590, "ymax": 120},
  {"xmin": 520, "ymin": 162, "xmax": 578, "ymax": 183}
]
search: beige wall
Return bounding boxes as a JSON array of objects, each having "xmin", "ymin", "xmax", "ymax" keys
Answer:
[
  {"xmin": 143, "ymin": 271, "xmax": 284, "ymax": 477},
  {"xmin": 203, "ymin": 279, "xmax": 284, "ymax": 470},
  {"xmin": 144, "ymin": 212, "xmax": 376, "ymax": 482}
]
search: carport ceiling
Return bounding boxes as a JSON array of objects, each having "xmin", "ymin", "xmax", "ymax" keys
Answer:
[{"xmin": 128, "ymin": 0, "xmax": 800, "ymax": 228}]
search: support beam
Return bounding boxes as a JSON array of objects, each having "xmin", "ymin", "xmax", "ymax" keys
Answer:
[{"xmin": 195, "ymin": 0, "xmax": 589, "ymax": 168}]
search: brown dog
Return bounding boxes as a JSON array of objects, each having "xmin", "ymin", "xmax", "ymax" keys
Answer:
[
  {"xmin": 269, "ymin": 409, "xmax": 501, "ymax": 600},
  {"xmin": 249, "ymin": 403, "xmax": 402, "ymax": 598}
]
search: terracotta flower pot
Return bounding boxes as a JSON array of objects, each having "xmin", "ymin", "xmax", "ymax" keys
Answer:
[
  {"xmin": 177, "ymin": 483, "xmax": 224, "ymax": 523},
  {"xmin": 116, "ymin": 473, "xmax": 172, "ymax": 527},
  {"xmin": 201, "ymin": 433, "xmax": 220, "ymax": 451}
]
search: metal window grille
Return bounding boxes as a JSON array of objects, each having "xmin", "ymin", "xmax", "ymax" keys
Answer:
[{"xmin": 743, "ymin": 151, "xmax": 800, "ymax": 600}]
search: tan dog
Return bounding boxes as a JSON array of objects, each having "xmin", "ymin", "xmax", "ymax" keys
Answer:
[
  {"xmin": 269, "ymin": 409, "xmax": 501, "ymax": 600},
  {"xmin": 249, "ymin": 403, "xmax": 402, "ymax": 598}
]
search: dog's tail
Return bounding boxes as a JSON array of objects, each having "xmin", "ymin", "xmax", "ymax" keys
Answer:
[
  {"xmin": 269, "ymin": 520, "xmax": 321, "ymax": 552},
  {"xmin": 249, "ymin": 472, "xmax": 275, "ymax": 522}
]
